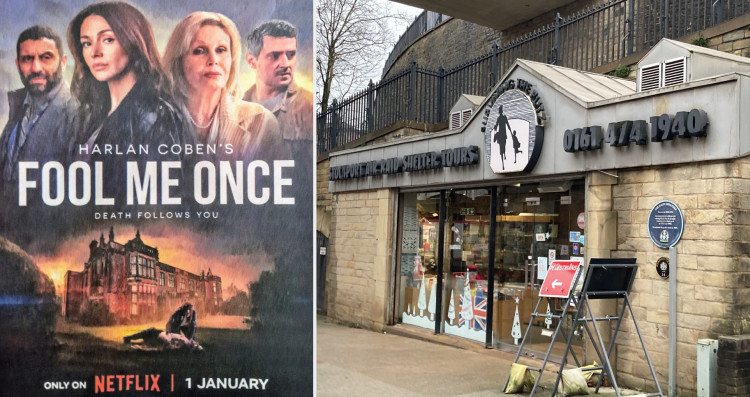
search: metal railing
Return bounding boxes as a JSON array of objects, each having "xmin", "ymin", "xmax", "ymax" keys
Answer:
[
  {"xmin": 382, "ymin": 10, "xmax": 451, "ymax": 77},
  {"xmin": 318, "ymin": 0, "xmax": 749, "ymax": 156}
]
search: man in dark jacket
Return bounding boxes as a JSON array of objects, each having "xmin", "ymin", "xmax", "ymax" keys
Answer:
[{"xmin": 0, "ymin": 26, "xmax": 78, "ymax": 202}]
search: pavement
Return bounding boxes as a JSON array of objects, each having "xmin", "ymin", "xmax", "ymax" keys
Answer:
[{"xmin": 316, "ymin": 315, "xmax": 646, "ymax": 396}]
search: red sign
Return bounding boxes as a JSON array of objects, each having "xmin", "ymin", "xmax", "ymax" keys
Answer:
[{"xmin": 539, "ymin": 260, "xmax": 583, "ymax": 298}]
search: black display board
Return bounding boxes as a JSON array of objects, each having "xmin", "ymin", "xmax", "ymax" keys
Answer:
[{"xmin": 581, "ymin": 258, "xmax": 638, "ymax": 299}]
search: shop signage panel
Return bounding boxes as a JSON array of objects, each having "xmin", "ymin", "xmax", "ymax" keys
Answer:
[
  {"xmin": 481, "ymin": 78, "xmax": 546, "ymax": 174},
  {"xmin": 539, "ymin": 260, "xmax": 583, "ymax": 298},
  {"xmin": 329, "ymin": 145, "xmax": 480, "ymax": 181},
  {"xmin": 647, "ymin": 200, "xmax": 684, "ymax": 248},
  {"xmin": 562, "ymin": 109, "xmax": 707, "ymax": 153}
]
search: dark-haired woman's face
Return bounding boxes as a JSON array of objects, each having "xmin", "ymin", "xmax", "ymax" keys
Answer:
[{"xmin": 80, "ymin": 15, "xmax": 130, "ymax": 82}]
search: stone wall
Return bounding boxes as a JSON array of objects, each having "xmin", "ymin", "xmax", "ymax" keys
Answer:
[
  {"xmin": 703, "ymin": 14, "xmax": 750, "ymax": 58},
  {"xmin": 611, "ymin": 158, "xmax": 750, "ymax": 396},
  {"xmin": 384, "ymin": 0, "xmax": 605, "ymax": 79},
  {"xmin": 317, "ymin": 158, "xmax": 332, "ymax": 237},
  {"xmin": 718, "ymin": 335, "xmax": 750, "ymax": 396},
  {"xmin": 326, "ymin": 189, "xmax": 396, "ymax": 329},
  {"xmin": 386, "ymin": 19, "xmax": 499, "ymax": 78}
]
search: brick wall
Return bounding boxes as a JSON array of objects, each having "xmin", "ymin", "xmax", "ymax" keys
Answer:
[
  {"xmin": 611, "ymin": 159, "xmax": 750, "ymax": 396},
  {"xmin": 326, "ymin": 189, "xmax": 395, "ymax": 330}
]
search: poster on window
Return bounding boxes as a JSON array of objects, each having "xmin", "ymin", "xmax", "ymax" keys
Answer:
[{"xmin": 0, "ymin": 0, "xmax": 313, "ymax": 395}]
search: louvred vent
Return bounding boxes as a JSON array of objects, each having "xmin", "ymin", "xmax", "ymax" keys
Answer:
[
  {"xmin": 450, "ymin": 111, "xmax": 462, "ymax": 129},
  {"xmin": 449, "ymin": 109, "xmax": 473, "ymax": 129},
  {"xmin": 462, "ymin": 109, "xmax": 472, "ymax": 123},
  {"xmin": 639, "ymin": 63, "xmax": 661, "ymax": 92},
  {"xmin": 663, "ymin": 57, "xmax": 686, "ymax": 87}
]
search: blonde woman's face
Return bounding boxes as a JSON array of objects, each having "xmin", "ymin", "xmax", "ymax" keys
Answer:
[
  {"xmin": 80, "ymin": 15, "xmax": 130, "ymax": 82},
  {"xmin": 182, "ymin": 25, "xmax": 232, "ymax": 94}
]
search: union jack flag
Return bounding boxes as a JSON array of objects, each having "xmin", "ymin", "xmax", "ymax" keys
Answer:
[
  {"xmin": 458, "ymin": 294, "xmax": 467, "ymax": 327},
  {"xmin": 473, "ymin": 296, "xmax": 487, "ymax": 331}
]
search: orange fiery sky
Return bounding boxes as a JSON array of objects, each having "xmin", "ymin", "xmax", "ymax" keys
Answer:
[{"xmin": 35, "ymin": 224, "xmax": 274, "ymax": 297}]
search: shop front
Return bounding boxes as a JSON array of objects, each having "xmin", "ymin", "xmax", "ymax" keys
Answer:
[
  {"xmin": 397, "ymin": 181, "xmax": 585, "ymax": 353},
  {"xmin": 324, "ymin": 39, "xmax": 750, "ymax": 394}
]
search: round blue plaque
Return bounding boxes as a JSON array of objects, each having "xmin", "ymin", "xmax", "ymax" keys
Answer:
[{"xmin": 647, "ymin": 200, "xmax": 684, "ymax": 248}]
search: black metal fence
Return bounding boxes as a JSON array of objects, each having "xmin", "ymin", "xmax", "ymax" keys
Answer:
[
  {"xmin": 317, "ymin": 0, "xmax": 750, "ymax": 155},
  {"xmin": 382, "ymin": 10, "xmax": 451, "ymax": 77}
]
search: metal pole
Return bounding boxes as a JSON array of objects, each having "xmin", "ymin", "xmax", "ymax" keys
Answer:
[
  {"xmin": 366, "ymin": 80, "xmax": 374, "ymax": 134},
  {"xmin": 553, "ymin": 13, "xmax": 561, "ymax": 65},
  {"xmin": 663, "ymin": 0, "xmax": 668, "ymax": 39},
  {"xmin": 435, "ymin": 190, "xmax": 446, "ymax": 335},
  {"xmin": 486, "ymin": 186, "xmax": 497, "ymax": 348},
  {"xmin": 409, "ymin": 60, "xmax": 417, "ymax": 121},
  {"xmin": 668, "ymin": 246, "xmax": 677, "ymax": 396},
  {"xmin": 628, "ymin": 0, "xmax": 635, "ymax": 55}
]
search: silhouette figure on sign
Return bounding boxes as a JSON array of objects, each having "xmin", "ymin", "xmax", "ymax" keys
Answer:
[
  {"xmin": 511, "ymin": 130, "xmax": 523, "ymax": 163},
  {"xmin": 493, "ymin": 105, "xmax": 511, "ymax": 170}
]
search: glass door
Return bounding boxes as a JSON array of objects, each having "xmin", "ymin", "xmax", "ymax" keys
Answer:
[
  {"xmin": 398, "ymin": 191, "xmax": 441, "ymax": 330},
  {"xmin": 442, "ymin": 189, "xmax": 491, "ymax": 342},
  {"xmin": 491, "ymin": 181, "xmax": 585, "ymax": 357}
]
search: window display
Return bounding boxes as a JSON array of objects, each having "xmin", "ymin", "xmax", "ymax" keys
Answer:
[{"xmin": 397, "ymin": 180, "xmax": 585, "ymax": 354}]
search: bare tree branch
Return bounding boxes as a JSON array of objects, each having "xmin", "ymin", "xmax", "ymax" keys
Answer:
[{"xmin": 316, "ymin": 0, "xmax": 411, "ymax": 114}]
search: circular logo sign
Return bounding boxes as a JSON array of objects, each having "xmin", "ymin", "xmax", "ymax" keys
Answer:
[
  {"xmin": 656, "ymin": 257, "xmax": 669, "ymax": 279},
  {"xmin": 577, "ymin": 212, "xmax": 585, "ymax": 229},
  {"xmin": 483, "ymin": 89, "xmax": 543, "ymax": 174},
  {"xmin": 647, "ymin": 200, "xmax": 684, "ymax": 248}
]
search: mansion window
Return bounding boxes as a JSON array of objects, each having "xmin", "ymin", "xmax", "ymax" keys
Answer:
[
  {"xmin": 159, "ymin": 272, "xmax": 165, "ymax": 286},
  {"xmin": 138, "ymin": 257, "xmax": 146, "ymax": 277},
  {"xmin": 180, "ymin": 277, "xmax": 186, "ymax": 290},
  {"xmin": 168, "ymin": 274, "xmax": 175, "ymax": 288}
]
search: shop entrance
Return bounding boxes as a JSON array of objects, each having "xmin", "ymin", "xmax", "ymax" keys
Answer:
[{"xmin": 397, "ymin": 180, "xmax": 585, "ymax": 354}]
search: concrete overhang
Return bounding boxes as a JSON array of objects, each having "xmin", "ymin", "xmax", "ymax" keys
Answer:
[{"xmin": 391, "ymin": 0, "xmax": 579, "ymax": 31}]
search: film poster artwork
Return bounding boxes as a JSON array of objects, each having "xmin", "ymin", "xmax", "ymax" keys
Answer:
[
  {"xmin": 0, "ymin": 0, "xmax": 313, "ymax": 395},
  {"xmin": 484, "ymin": 89, "xmax": 538, "ymax": 173}
]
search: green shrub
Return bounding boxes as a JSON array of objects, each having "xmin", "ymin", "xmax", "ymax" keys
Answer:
[
  {"xmin": 614, "ymin": 65, "xmax": 631, "ymax": 79},
  {"xmin": 692, "ymin": 36, "xmax": 709, "ymax": 47}
]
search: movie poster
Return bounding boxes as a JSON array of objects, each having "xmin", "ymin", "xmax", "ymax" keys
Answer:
[{"xmin": 0, "ymin": 0, "xmax": 313, "ymax": 395}]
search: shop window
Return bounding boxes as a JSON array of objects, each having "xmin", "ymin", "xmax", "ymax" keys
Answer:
[
  {"xmin": 442, "ymin": 189, "xmax": 492, "ymax": 342},
  {"xmin": 398, "ymin": 191, "xmax": 441, "ymax": 330},
  {"xmin": 491, "ymin": 180, "xmax": 585, "ymax": 352},
  {"xmin": 395, "ymin": 180, "xmax": 586, "ymax": 353}
]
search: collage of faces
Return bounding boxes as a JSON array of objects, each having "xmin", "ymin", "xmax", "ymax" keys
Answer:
[
  {"xmin": 0, "ymin": 1, "xmax": 314, "ymax": 395},
  {"xmin": 1, "ymin": 1, "xmax": 313, "ymax": 199}
]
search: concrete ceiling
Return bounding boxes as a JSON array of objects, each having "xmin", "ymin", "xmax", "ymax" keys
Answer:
[{"xmin": 391, "ymin": 0, "xmax": 580, "ymax": 31}]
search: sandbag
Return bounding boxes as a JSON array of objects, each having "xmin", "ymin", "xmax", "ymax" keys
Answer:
[
  {"xmin": 504, "ymin": 363, "xmax": 536, "ymax": 393},
  {"xmin": 557, "ymin": 367, "xmax": 590, "ymax": 396}
]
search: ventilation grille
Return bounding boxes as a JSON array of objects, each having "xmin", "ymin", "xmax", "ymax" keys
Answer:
[
  {"xmin": 449, "ymin": 109, "xmax": 473, "ymax": 129},
  {"xmin": 450, "ymin": 112, "xmax": 462, "ymax": 129},
  {"xmin": 663, "ymin": 57, "xmax": 686, "ymax": 87},
  {"xmin": 639, "ymin": 63, "xmax": 661, "ymax": 91},
  {"xmin": 638, "ymin": 57, "xmax": 687, "ymax": 92}
]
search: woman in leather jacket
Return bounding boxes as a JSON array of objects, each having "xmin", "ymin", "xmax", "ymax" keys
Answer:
[{"xmin": 67, "ymin": 2, "xmax": 186, "ymax": 198}]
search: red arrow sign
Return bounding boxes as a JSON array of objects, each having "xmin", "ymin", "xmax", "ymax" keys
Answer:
[{"xmin": 540, "ymin": 260, "xmax": 582, "ymax": 298}]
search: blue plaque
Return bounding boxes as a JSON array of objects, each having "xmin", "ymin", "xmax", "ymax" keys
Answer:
[{"xmin": 647, "ymin": 200, "xmax": 684, "ymax": 248}]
